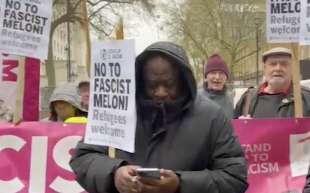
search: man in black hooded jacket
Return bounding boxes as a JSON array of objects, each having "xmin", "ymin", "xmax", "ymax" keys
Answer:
[{"xmin": 70, "ymin": 41, "xmax": 248, "ymax": 193}]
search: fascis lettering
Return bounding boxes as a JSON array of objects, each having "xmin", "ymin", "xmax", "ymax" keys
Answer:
[{"xmin": 0, "ymin": 135, "xmax": 84, "ymax": 193}]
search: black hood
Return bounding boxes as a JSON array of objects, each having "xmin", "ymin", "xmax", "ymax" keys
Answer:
[{"xmin": 135, "ymin": 41, "xmax": 197, "ymax": 111}]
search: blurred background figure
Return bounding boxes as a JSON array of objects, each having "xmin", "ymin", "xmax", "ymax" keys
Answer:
[
  {"xmin": 199, "ymin": 54, "xmax": 234, "ymax": 119},
  {"xmin": 78, "ymin": 80, "xmax": 90, "ymax": 110},
  {"xmin": 44, "ymin": 84, "xmax": 87, "ymax": 122},
  {"xmin": 0, "ymin": 99, "xmax": 13, "ymax": 122}
]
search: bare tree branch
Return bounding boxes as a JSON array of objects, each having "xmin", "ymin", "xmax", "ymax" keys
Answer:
[
  {"xmin": 163, "ymin": 0, "xmax": 266, "ymax": 82},
  {"xmin": 89, "ymin": 21, "xmax": 111, "ymax": 36},
  {"xmin": 73, "ymin": 0, "xmax": 84, "ymax": 11},
  {"xmin": 234, "ymin": 49, "xmax": 258, "ymax": 64},
  {"xmin": 88, "ymin": 2, "xmax": 111, "ymax": 18},
  {"xmin": 87, "ymin": 0, "xmax": 134, "ymax": 6},
  {"xmin": 53, "ymin": 0, "xmax": 61, "ymax": 6}
]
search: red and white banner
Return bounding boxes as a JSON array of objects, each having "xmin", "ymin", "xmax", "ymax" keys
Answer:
[
  {"xmin": 0, "ymin": 119, "xmax": 309, "ymax": 193},
  {"xmin": 0, "ymin": 54, "xmax": 40, "ymax": 122}
]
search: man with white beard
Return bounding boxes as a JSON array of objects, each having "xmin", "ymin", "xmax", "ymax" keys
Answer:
[{"xmin": 234, "ymin": 47, "xmax": 310, "ymax": 118}]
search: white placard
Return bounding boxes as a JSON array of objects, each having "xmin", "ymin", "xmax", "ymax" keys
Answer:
[
  {"xmin": 84, "ymin": 40, "xmax": 137, "ymax": 153},
  {"xmin": 299, "ymin": 0, "xmax": 310, "ymax": 45},
  {"xmin": 290, "ymin": 132, "xmax": 310, "ymax": 177},
  {"xmin": 0, "ymin": 0, "xmax": 52, "ymax": 60},
  {"xmin": 266, "ymin": 0, "xmax": 301, "ymax": 43}
]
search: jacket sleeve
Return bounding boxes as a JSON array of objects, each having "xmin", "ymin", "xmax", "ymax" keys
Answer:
[
  {"xmin": 301, "ymin": 87, "xmax": 310, "ymax": 117},
  {"xmin": 304, "ymin": 166, "xmax": 310, "ymax": 193},
  {"xmin": 177, "ymin": 112, "xmax": 248, "ymax": 193},
  {"xmin": 234, "ymin": 87, "xmax": 256, "ymax": 119},
  {"xmin": 234, "ymin": 91, "xmax": 247, "ymax": 119},
  {"xmin": 70, "ymin": 141, "xmax": 127, "ymax": 193}
]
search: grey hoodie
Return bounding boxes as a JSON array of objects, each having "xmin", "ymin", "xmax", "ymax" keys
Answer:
[{"xmin": 47, "ymin": 84, "xmax": 87, "ymax": 122}]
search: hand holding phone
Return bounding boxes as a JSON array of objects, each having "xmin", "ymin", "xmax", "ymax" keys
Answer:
[
  {"xmin": 136, "ymin": 169, "xmax": 180, "ymax": 193},
  {"xmin": 135, "ymin": 168, "xmax": 161, "ymax": 179}
]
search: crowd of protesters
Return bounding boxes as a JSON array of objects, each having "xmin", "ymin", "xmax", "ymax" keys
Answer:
[{"xmin": 0, "ymin": 41, "xmax": 309, "ymax": 193}]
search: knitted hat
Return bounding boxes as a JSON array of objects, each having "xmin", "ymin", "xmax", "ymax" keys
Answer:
[{"xmin": 204, "ymin": 54, "xmax": 229, "ymax": 78}]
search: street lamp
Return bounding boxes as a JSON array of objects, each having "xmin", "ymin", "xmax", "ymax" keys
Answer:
[
  {"xmin": 254, "ymin": 17, "xmax": 262, "ymax": 86},
  {"xmin": 66, "ymin": 0, "xmax": 72, "ymax": 82}
]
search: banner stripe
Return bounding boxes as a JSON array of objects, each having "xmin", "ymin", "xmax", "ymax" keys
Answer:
[{"xmin": 22, "ymin": 58, "xmax": 40, "ymax": 121}]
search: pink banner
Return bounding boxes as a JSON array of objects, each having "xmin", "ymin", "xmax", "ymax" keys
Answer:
[
  {"xmin": 0, "ymin": 119, "xmax": 309, "ymax": 193},
  {"xmin": 23, "ymin": 57, "xmax": 40, "ymax": 121},
  {"xmin": 0, "ymin": 122, "xmax": 86, "ymax": 193},
  {"xmin": 233, "ymin": 119, "xmax": 310, "ymax": 193},
  {"xmin": 0, "ymin": 54, "xmax": 40, "ymax": 122}
]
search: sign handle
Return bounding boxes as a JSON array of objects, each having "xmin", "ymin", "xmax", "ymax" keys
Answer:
[
  {"xmin": 13, "ymin": 56, "xmax": 26, "ymax": 124},
  {"xmin": 108, "ymin": 17, "xmax": 124, "ymax": 158},
  {"xmin": 291, "ymin": 43, "xmax": 303, "ymax": 118}
]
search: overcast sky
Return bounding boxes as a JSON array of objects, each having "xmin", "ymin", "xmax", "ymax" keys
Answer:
[
  {"xmin": 89, "ymin": 1, "xmax": 169, "ymax": 55},
  {"xmin": 124, "ymin": 5, "xmax": 168, "ymax": 54}
]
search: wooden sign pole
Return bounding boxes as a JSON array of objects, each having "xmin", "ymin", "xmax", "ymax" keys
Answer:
[
  {"xmin": 13, "ymin": 57, "xmax": 26, "ymax": 124},
  {"xmin": 291, "ymin": 43, "xmax": 303, "ymax": 118},
  {"xmin": 108, "ymin": 17, "xmax": 124, "ymax": 158}
]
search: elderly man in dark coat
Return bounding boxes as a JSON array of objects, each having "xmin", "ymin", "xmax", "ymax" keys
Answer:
[{"xmin": 235, "ymin": 47, "xmax": 310, "ymax": 118}]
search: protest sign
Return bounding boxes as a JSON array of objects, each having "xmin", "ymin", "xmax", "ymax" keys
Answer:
[
  {"xmin": 266, "ymin": 0, "xmax": 304, "ymax": 117},
  {"xmin": 0, "ymin": 0, "xmax": 52, "ymax": 60},
  {"xmin": 233, "ymin": 119, "xmax": 310, "ymax": 193},
  {"xmin": 266, "ymin": 0, "xmax": 301, "ymax": 43},
  {"xmin": 0, "ymin": 54, "xmax": 40, "ymax": 122},
  {"xmin": 84, "ymin": 40, "xmax": 136, "ymax": 153},
  {"xmin": 299, "ymin": 0, "xmax": 310, "ymax": 45}
]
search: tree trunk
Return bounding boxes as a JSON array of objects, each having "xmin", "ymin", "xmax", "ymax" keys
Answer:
[{"xmin": 45, "ymin": 31, "xmax": 56, "ymax": 87}]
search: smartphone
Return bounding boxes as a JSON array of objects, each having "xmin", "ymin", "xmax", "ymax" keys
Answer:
[{"xmin": 135, "ymin": 168, "xmax": 161, "ymax": 179}]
